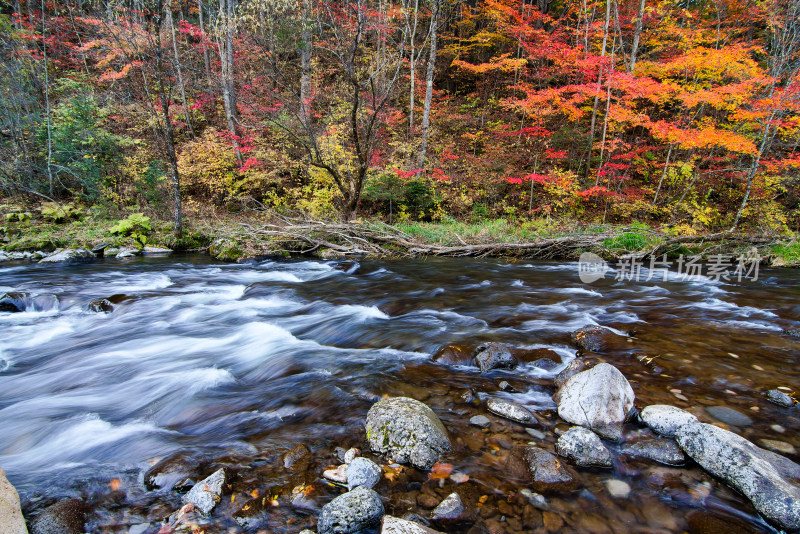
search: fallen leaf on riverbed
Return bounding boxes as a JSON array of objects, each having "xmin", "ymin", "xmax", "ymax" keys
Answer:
[
  {"xmin": 450, "ymin": 472, "xmax": 469, "ymax": 484},
  {"xmin": 109, "ymin": 478, "xmax": 121, "ymax": 491},
  {"xmin": 250, "ymin": 488, "xmax": 260, "ymax": 498},
  {"xmin": 428, "ymin": 462, "xmax": 454, "ymax": 480},
  {"xmin": 383, "ymin": 464, "xmax": 406, "ymax": 481}
]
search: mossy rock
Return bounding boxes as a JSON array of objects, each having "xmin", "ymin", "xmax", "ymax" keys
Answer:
[{"xmin": 209, "ymin": 238, "xmax": 243, "ymax": 262}]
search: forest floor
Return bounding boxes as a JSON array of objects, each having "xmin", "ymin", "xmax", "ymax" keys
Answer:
[{"xmin": 1, "ymin": 199, "xmax": 799, "ymax": 266}]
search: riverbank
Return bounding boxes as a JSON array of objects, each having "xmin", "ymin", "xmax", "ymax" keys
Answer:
[{"xmin": 1, "ymin": 201, "xmax": 798, "ymax": 266}]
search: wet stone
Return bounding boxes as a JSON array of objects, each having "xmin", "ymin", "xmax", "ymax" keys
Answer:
[
  {"xmin": 556, "ymin": 427, "xmax": 612, "ymax": 468},
  {"xmin": 473, "ymin": 343, "xmax": 518, "ymax": 373},
  {"xmin": 430, "ymin": 492, "xmax": 476, "ymax": 527},
  {"xmin": 758, "ymin": 439, "xmax": 796, "ymax": 455},
  {"xmin": 706, "ymin": 405, "xmax": 753, "ymax": 427},
  {"xmin": 30, "ymin": 499, "xmax": 89, "ymax": 534},
  {"xmin": 346, "ymin": 457, "xmax": 382, "ymax": 490},
  {"xmin": 284, "ymin": 443, "xmax": 313, "ymax": 470},
  {"xmin": 144, "ymin": 454, "xmax": 202, "ymax": 491},
  {"xmin": 431, "ymin": 345, "xmax": 473, "ymax": 365},
  {"xmin": 381, "ymin": 515, "xmax": 443, "ymax": 534},
  {"xmin": 183, "ymin": 468, "xmax": 226, "ymax": 515},
  {"xmin": 640, "ymin": 405, "xmax": 698, "ymax": 438},
  {"xmin": 486, "ymin": 398, "xmax": 535, "ymax": 425},
  {"xmin": 318, "ymin": 486, "xmax": 384, "ymax": 534},
  {"xmin": 767, "ymin": 389, "xmax": 795, "ymax": 408},
  {"xmin": 569, "ymin": 325, "xmax": 621, "ymax": 352},
  {"xmin": 507, "ymin": 446, "xmax": 578, "ymax": 493},
  {"xmin": 553, "ymin": 359, "xmax": 586, "ymax": 389},
  {"xmin": 605, "ymin": 479, "xmax": 631, "ymax": 499},
  {"xmin": 469, "ymin": 415, "xmax": 491, "ymax": 428},
  {"xmin": 622, "ymin": 437, "xmax": 686, "ymax": 466}
]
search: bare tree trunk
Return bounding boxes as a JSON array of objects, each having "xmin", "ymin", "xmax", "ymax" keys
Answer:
[
  {"xmin": 652, "ymin": 143, "xmax": 672, "ymax": 205},
  {"xmin": 406, "ymin": 0, "xmax": 419, "ymax": 136},
  {"xmin": 731, "ymin": 118, "xmax": 773, "ymax": 230},
  {"xmin": 417, "ymin": 0, "xmax": 438, "ymax": 167},
  {"xmin": 198, "ymin": 0, "xmax": 212, "ymax": 81},
  {"xmin": 585, "ymin": 0, "xmax": 611, "ymax": 177},
  {"xmin": 299, "ymin": 0, "xmax": 312, "ymax": 127},
  {"xmin": 218, "ymin": 0, "xmax": 242, "ymax": 163},
  {"xmin": 629, "ymin": 0, "xmax": 645, "ymax": 71},
  {"xmin": 167, "ymin": 2, "xmax": 194, "ymax": 137},
  {"xmin": 42, "ymin": 0, "xmax": 54, "ymax": 196}
]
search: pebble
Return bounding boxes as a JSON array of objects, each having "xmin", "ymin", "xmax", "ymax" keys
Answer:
[
  {"xmin": 767, "ymin": 389, "xmax": 795, "ymax": 408},
  {"xmin": 605, "ymin": 479, "xmax": 631, "ymax": 499},
  {"xmin": 344, "ymin": 448, "xmax": 360, "ymax": 464},
  {"xmin": 525, "ymin": 428, "xmax": 547, "ymax": 440},
  {"xmin": 323, "ymin": 464, "xmax": 348, "ymax": 485},
  {"xmin": 469, "ymin": 415, "xmax": 491, "ymax": 428},
  {"xmin": 771, "ymin": 424, "xmax": 786, "ymax": 433},
  {"xmin": 706, "ymin": 405, "xmax": 753, "ymax": 427},
  {"xmin": 758, "ymin": 439, "xmax": 797, "ymax": 455},
  {"xmin": 346, "ymin": 457, "xmax": 382, "ymax": 490}
]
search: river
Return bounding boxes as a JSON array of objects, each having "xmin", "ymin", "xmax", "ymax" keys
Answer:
[{"xmin": 0, "ymin": 255, "xmax": 798, "ymax": 532}]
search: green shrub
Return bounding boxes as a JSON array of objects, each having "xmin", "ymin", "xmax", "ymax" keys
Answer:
[{"xmin": 41, "ymin": 202, "xmax": 84, "ymax": 223}]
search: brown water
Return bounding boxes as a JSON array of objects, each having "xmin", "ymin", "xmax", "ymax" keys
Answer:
[{"xmin": 0, "ymin": 256, "xmax": 798, "ymax": 533}]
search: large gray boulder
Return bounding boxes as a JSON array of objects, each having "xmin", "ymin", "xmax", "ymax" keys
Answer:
[
  {"xmin": 556, "ymin": 427, "xmax": 612, "ymax": 467},
  {"xmin": 555, "ymin": 363, "xmax": 634, "ymax": 441},
  {"xmin": 675, "ymin": 421, "xmax": 800, "ymax": 531},
  {"xmin": 182, "ymin": 468, "xmax": 226, "ymax": 515},
  {"xmin": 365, "ymin": 397, "xmax": 451, "ymax": 470},
  {"xmin": 640, "ymin": 405, "xmax": 698, "ymax": 438},
  {"xmin": 318, "ymin": 486, "xmax": 384, "ymax": 534},
  {"xmin": 39, "ymin": 248, "xmax": 94, "ymax": 264},
  {"xmin": 0, "ymin": 467, "xmax": 27, "ymax": 534}
]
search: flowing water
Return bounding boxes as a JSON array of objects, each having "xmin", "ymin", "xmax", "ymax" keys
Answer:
[{"xmin": 0, "ymin": 255, "xmax": 799, "ymax": 533}]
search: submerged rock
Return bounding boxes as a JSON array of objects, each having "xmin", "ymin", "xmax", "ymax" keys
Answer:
[
  {"xmin": 506, "ymin": 446, "xmax": 578, "ymax": 493},
  {"xmin": 556, "ymin": 427, "xmax": 612, "ymax": 468},
  {"xmin": 0, "ymin": 292, "xmax": 28, "ymax": 313},
  {"xmin": 39, "ymin": 248, "xmax": 94, "ymax": 264},
  {"xmin": 318, "ymin": 486, "xmax": 384, "ymax": 534},
  {"xmin": 430, "ymin": 492, "xmax": 476, "ymax": 526},
  {"xmin": 469, "ymin": 415, "xmax": 491, "ymax": 428},
  {"xmin": 431, "ymin": 345, "xmax": 472, "ymax": 365},
  {"xmin": 555, "ymin": 363, "xmax": 634, "ymax": 441},
  {"xmin": 365, "ymin": 397, "xmax": 451, "ymax": 470},
  {"xmin": 182, "ymin": 468, "xmax": 226, "ymax": 515},
  {"xmin": 486, "ymin": 398, "xmax": 536, "ymax": 425},
  {"xmin": 569, "ymin": 325, "xmax": 621, "ymax": 352},
  {"xmin": 30, "ymin": 499, "xmax": 89, "ymax": 534},
  {"xmin": 767, "ymin": 389, "xmax": 795, "ymax": 408},
  {"xmin": 381, "ymin": 515, "xmax": 442, "ymax": 533},
  {"xmin": 473, "ymin": 343, "xmax": 517, "ymax": 373},
  {"xmin": 639, "ymin": 405, "xmax": 698, "ymax": 438},
  {"xmin": 675, "ymin": 421, "xmax": 800, "ymax": 531},
  {"xmin": 144, "ymin": 454, "xmax": 202, "ymax": 491},
  {"xmin": 705, "ymin": 405, "xmax": 752, "ymax": 427},
  {"xmin": 323, "ymin": 464, "xmax": 349, "ymax": 485},
  {"xmin": 284, "ymin": 444, "xmax": 313, "ymax": 471},
  {"xmin": 622, "ymin": 437, "xmax": 685, "ymax": 466},
  {"xmin": 346, "ymin": 457, "xmax": 382, "ymax": 490},
  {"xmin": 0, "ymin": 467, "xmax": 27, "ymax": 534},
  {"xmin": 605, "ymin": 479, "xmax": 631, "ymax": 499}
]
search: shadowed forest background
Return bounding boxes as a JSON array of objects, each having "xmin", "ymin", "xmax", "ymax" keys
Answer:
[{"xmin": 1, "ymin": 0, "xmax": 799, "ymax": 251}]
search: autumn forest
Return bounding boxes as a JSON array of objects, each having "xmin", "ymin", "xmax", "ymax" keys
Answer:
[{"xmin": 1, "ymin": 0, "xmax": 799, "ymax": 241}]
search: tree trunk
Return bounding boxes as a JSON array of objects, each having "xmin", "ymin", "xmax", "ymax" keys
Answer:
[
  {"xmin": 198, "ymin": 0, "xmax": 212, "ymax": 81},
  {"xmin": 585, "ymin": 0, "xmax": 611, "ymax": 177},
  {"xmin": 299, "ymin": 0, "xmax": 312, "ymax": 128},
  {"xmin": 629, "ymin": 0, "xmax": 645, "ymax": 71},
  {"xmin": 417, "ymin": 0, "xmax": 438, "ymax": 167},
  {"xmin": 219, "ymin": 0, "xmax": 242, "ymax": 163},
  {"xmin": 167, "ymin": 2, "xmax": 194, "ymax": 137}
]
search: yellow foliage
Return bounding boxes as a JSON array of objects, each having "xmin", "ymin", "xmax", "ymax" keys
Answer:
[{"xmin": 178, "ymin": 129, "xmax": 238, "ymax": 203}]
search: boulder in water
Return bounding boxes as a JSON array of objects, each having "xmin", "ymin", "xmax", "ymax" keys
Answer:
[
  {"xmin": 87, "ymin": 298, "xmax": 114, "ymax": 313},
  {"xmin": 640, "ymin": 405, "xmax": 698, "ymax": 438},
  {"xmin": 555, "ymin": 363, "xmax": 634, "ymax": 441},
  {"xmin": 767, "ymin": 389, "xmax": 795, "ymax": 407},
  {"xmin": 473, "ymin": 343, "xmax": 517, "ymax": 372},
  {"xmin": 553, "ymin": 359, "xmax": 587, "ymax": 389},
  {"xmin": 346, "ymin": 457, "xmax": 381, "ymax": 490},
  {"xmin": 182, "ymin": 468, "xmax": 226, "ymax": 515},
  {"xmin": 430, "ymin": 345, "xmax": 472, "ymax": 365},
  {"xmin": 675, "ymin": 421, "xmax": 800, "ymax": 531},
  {"xmin": 284, "ymin": 443, "xmax": 312, "ymax": 471},
  {"xmin": 39, "ymin": 248, "xmax": 94, "ymax": 264},
  {"xmin": 318, "ymin": 486, "xmax": 384, "ymax": 534},
  {"xmin": 365, "ymin": 397, "xmax": 451, "ymax": 470},
  {"xmin": 30, "ymin": 499, "xmax": 89, "ymax": 534},
  {"xmin": 622, "ymin": 437, "xmax": 685, "ymax": 466},
  {"xmin": 144, "ymin": 453, "xmax": 202, "ymax": 491},
  {"xmin": 0, "ymin": 467, "xmax": 27, "ymax": 534},
  {"xmin": 506, "ymin": 446, "xmax": 579, "ymax": 493},
  {"xmin": 705, "ymin": 405, "xmax": 752, "ymax": 427},
  {"xmin": 0, "ymin": 292, "xmax": 28, "ymax": 313},
  {"xmin": 555, "ymin": 427, "xmax": 612, "ymax": 467},
  {"xmin": 569, "ymin": 325, "xmax": 621, "ymax": 352}
]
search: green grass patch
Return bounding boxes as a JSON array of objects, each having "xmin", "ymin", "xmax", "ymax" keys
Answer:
[{"xmin": 772, "ymin": 240, "xmax": 800, "ymax": 265}]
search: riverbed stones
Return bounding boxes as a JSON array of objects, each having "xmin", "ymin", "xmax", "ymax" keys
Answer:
[
  {"xmin": 674, "ymin": 421, "xmax": 800, "ymax": 531},
  {"xmin": 486, "ymin": 398, "xmax": 536, "ymax": 425},
  {"xmin": 469, "ymin": 415, "xmax": 491, "ymax": 428},
  {"xmin": 767, "ymin": 389, "xmax": 795, "ymax": 407},
  {"xmin": 555, "ymin": 363, "xmax": 634, "ymax": 441},
  {"xmin": 640, "ymin": 405, "xmax": 698, "ymax": 438},
  {"xmin": 430, "ymin": 492, "xmax": 476, "ymax": 526},
  {"xmin": 318, "ymin": 486, "xmax": 384, "ymax": 534},
  {"xmin": 144, "ymin": 454, "xmax": 202, "ymax": 491},
  {"xmin": 284, "ymin": 443, "xmax": 313, "ymax": 471},
  {"xmin": 346, "ymin": 457, "xmax": 382, "ymax": 490},
  {"xmin": 381, "ymin": 515, "xmax": 442, "ymax": 533},
  {"xmin": 87, "ymin": 298, "xmax": 114, "ymax": 313},
  {"xmin": 431, "ymin": 345, "xmax": 472, "ymax": 365},
  {"xmin": 116, "ymin": 247, "xmax": 140, "ymax": 259},
  {"xmin": 365, "ymin": 397, "xmax": 451, "ymax": 470},
  {"xmin": 323, "ymin": 464, "xmax": 349, "ymax": 485},
  {"xmin": 569, "ymin": 325, "xmax": 619, "ymax": 352},
  {"xmin": 605, "ymin": 479, "xmax": 631, "ymax": 499},
  {"xmin": 39, "ymin": 248, "xmax": 94, "ymax": 264},
  {"xmin": 507, "ymin": 446, "xmax": 578, "ymax": 493},
  {"xmin": 473, "ymin": 343, "xmax": 517, "ymax": 372},
  {"xmin": 182, "ymin": 468, "xmax": 226, "ymax": 515},
  {"xmin": 0, "ymin": 467, "xmax": 27, "ymax": 534},
  {"xmin": 758, "ymin": 439, "xmax": 797, "ymax": 455},
  {"xmin": 556, "ymin": 427, "xmax": 612, "ymax": 467},
  {"xmin": 706, "ymin": 405, "xmax": 753, "ymax": 427},
  {"xmin": 622, "ymin": 437, "xmax": 685, "ymax": 466},
  {"xmin": 30, "ymin": 499, "xmax": 89, "ymax": 534}
]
